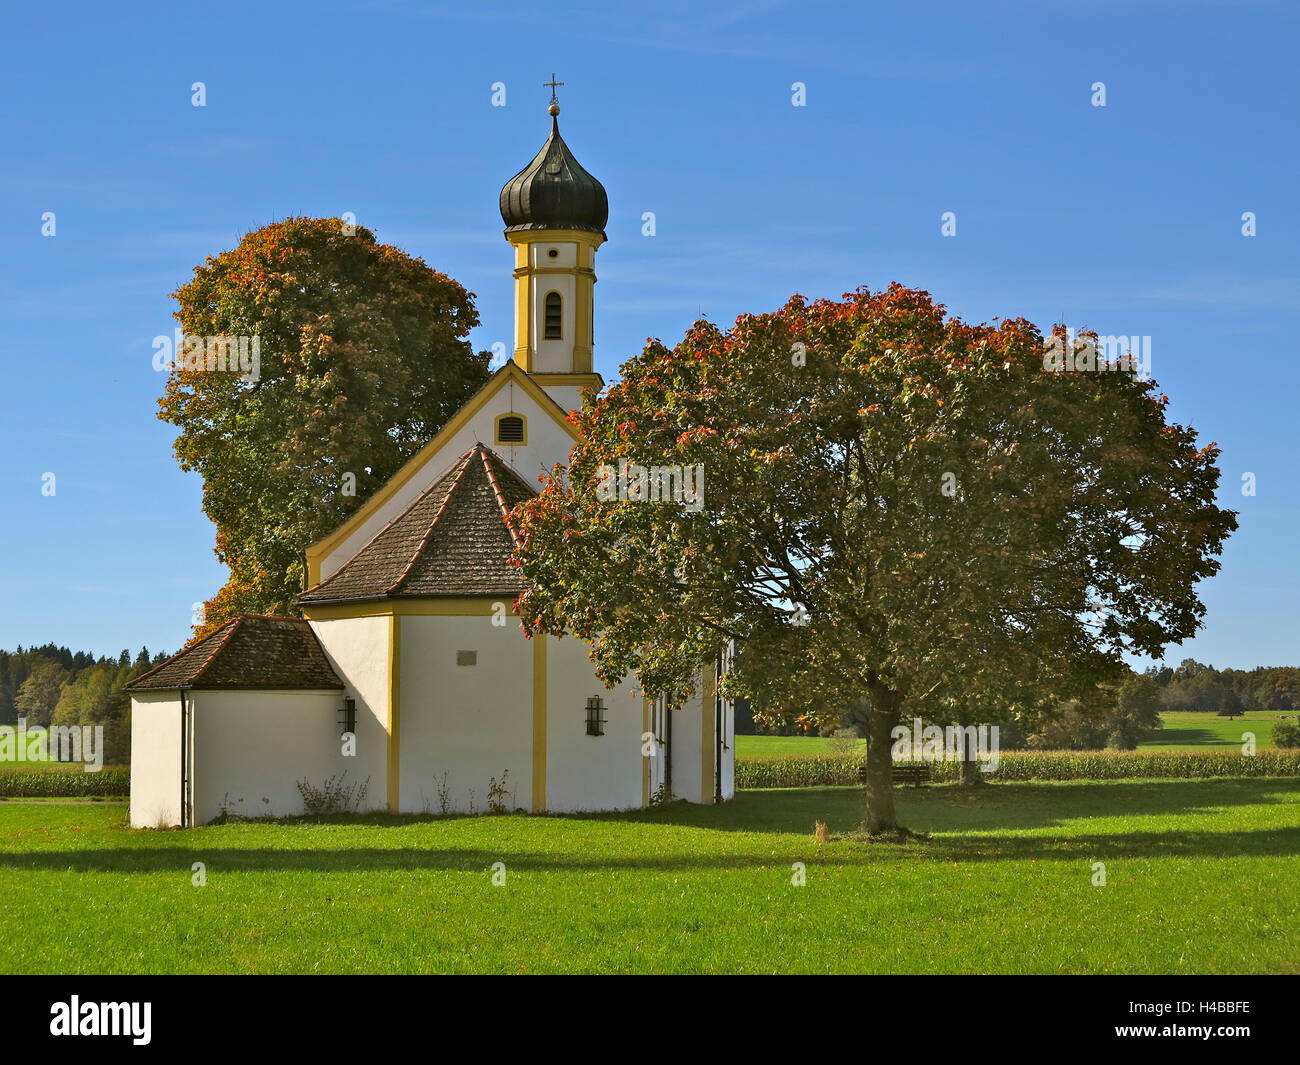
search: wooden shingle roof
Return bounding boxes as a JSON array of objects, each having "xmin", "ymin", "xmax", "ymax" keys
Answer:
[
  {"xmin": 297, "ymin": 445, "xmax": 536, "ymax": 605},
  {"xmin": 125, "ymin": 616, "xmax": 344, "ymax": 692}
]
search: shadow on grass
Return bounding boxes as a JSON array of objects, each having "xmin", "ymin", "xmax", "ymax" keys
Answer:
[
  {"xmin": 609, "ymin": 778, "xmax": 1298, "ymax": 834},
  {"xmin": 1146, "ymin": 728, "xmax": 1220, "ymax": 747},
  {"xmin": 0, "ymin": 823, "xmax": 1295, "ymax": 875}
]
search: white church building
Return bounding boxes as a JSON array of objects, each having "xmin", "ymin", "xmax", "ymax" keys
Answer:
[{"xmin": 127, "ymin": 92, "xmax": 735, "ymax": 827}]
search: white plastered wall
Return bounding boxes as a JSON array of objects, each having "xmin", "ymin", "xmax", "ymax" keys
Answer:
[
  {"xmin": 307, "ymin": 615, "xmax": 391, "ymax": 809},
  {"xmin": 190, "ymin": 690, "xmax": 347, "ymax": 824},
  {"xmin": 533, "ymin": 382, "xmax": 588, "ymax": 412},
  {"xmin": 544, "ymin": 635, "xmax": 643, "ymax": 812},
  {"xmin": 129, "ymin": 692, "xmax": 183, "ymax": 828},
  {"xmin": 398, "ymin": 614, "xmax": 534, "ymax": 813},
  {"xmin": 665, "ymin": 662, "xmax": 735, "ymax": 805},
  {"xmin": 528, "ymin": 241, "xmax": 578, "ymax": 374}
]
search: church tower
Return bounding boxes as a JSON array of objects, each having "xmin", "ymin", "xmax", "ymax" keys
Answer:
[{"xmin": 499, "ymin": 78, "xmax": 607, "ymax": 403}]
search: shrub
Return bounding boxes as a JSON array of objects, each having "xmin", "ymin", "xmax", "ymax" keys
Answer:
[
  {"xmin": 1273, "ymin": 718, "xmax": 1300, "ymax": 749},
  {"xmin": 486, "ymin": 770, "xmax": 511, "ymax": 815},
  {"xmin": 295, "ymin": 772, "xmax": 370, "ymax": 815}
]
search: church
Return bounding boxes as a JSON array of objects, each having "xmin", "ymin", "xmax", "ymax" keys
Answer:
[{"xmin": 126, "ymin": 88, "xmax": 736, "ymax": 827}]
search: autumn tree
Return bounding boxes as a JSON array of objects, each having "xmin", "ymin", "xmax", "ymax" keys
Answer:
[
  {"xmin": 161, "ymin": 218, "xmax": 489, "ymax": 633},
  {"xmin": 509, "ymin": 286, "xmax": 1236, "ymax": 834}
]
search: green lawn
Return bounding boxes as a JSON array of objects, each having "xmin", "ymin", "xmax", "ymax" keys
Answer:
[
  {"xmin": 1138, "ymin": 710, "xmax": 1284, "ymax": 750},
  {"xmin": 0, "ymin": 778, "xmax": 1295, "ymax": 973},
  {"xmin": 736, "ymin": 709, "xmax": 1290, "ymax": 758}
]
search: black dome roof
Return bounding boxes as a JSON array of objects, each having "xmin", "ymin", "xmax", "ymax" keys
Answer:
[{"xmin": 499, "ymin": 114, "xmax": 608, "ymax": 237}]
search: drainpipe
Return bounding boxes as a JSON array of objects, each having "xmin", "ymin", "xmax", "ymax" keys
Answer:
[
  {"xmin": 664, "ymin": 696, "xmax": 672, "ymax": 797},
  {"xmin": 179, "ymin": 688, "xmax": 189, "ymax": 828},
  {"xmin": 714, "ymin": 656, "xmax": 723, "ymax": 805}
]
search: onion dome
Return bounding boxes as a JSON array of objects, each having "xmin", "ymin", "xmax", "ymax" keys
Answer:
[{"xmin": 499, "ymin": 90, "xmax": 608, "ymax": 238}]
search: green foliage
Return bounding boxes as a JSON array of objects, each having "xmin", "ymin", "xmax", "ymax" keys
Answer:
[
  {"xmin": 1147, "ymin": 659, "xmax": 1300, "ymax": 713},
  {"xmin": 509, "ymin": 287, "xmax": 1236, "ymax": 833},
  {"xmin": 1216, "ymin": 683, "xmax": 1245, "ymax": 719},
  {"xmin": 736, "ymin": 749, "xmax": 1300, "ymax": 789},
  {"xmin": 161, "ymin": 217, "xmax": 490, "ymax": 626},
  {"xmin": 0, "ymin": 647, "xmax": 159, "ymax": 765},
  {"xmin": 0, "ymin": 767, "xmax": 129, "ymax": 797},
  {"xmin": 14, "ymin": 661, "xmax": 70, "ymax": 728},
  {"xmin": 1112, "ymin": 673, "xmax": 1164, "ymax": 747},
  {"xmin": 1273, "ymin": 718, "xmax": 1300, "ymax": 749}
]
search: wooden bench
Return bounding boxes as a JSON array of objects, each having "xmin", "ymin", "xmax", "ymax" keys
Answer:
[{"xmin": 856, "ymin": 763, "xmax": 932, "ymax": 788}]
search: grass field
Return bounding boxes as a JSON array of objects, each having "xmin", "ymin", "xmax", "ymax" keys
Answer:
[
  {"xmin": 0, "ymin": 778, "xmax": 1295, "ymax": 974},
  {"xmin": 1138, "ymin": 711, "xmax": 1284, "ymax": 750},
  {"xmin": 736, "ymin": 709, "xmax": 1290, "ymax": 759}
]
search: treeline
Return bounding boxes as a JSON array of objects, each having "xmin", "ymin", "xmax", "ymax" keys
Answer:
[
  {"xmin": 1145, "ymin": 659, "xmax": 1300, "ymax": 713},
  {"xmin": 0, "ymin": 645, "xmax": 171, "ymax": 766}
]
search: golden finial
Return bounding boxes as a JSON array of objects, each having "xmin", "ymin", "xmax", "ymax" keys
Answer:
[{"xmin": 544, "ymin": 73, "xmax": 564, "ymax": 116}]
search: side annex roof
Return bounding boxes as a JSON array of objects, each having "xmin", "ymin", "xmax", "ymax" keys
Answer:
[{"xmin": 125, "ymin": 616, "xmax": 345, "ymax": 692}]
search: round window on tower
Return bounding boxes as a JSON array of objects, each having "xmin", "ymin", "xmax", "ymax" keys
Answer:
[{"xmin": 547, "ymin": 248, "xmax": 558, "ymax": 258}]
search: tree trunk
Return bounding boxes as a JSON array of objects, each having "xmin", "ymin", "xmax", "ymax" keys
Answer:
[
  {"xmin": 958, "ymin": 742, "xmax": 982, "ymax": 786},
  {"xmin": 863, "ymin": 689, "xmax": 902, "ymax": 835},
  {"xmin": 958, "ymin": 719, "xmax": 983, "ymax": 787}
]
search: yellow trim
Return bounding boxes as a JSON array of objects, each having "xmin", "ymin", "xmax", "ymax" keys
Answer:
[
  {"xmin": 387, "ymin": 613, "xmax": 401, "ymax": 811},
  {"xmin": 529, "ymin": 372, "xmax": 604, "ymax": 389},
  {"xmin": 506, "ymin": 229, "xmax": 603, "ymax": 376},
  {"xmin": 531, "ymin": 635, "xmax": 547, "ymax": 812},
  {"xmin": 642, "ymin": 697, "xmax": 650, "ymax": 808},
  {"xmin": 506, "ymin": 228, "xmax": 606, "ymax": 248},
  {"xmin": 303, "ymin": 598, "xmax": 510, "ymax": 621},
  {"xmin": 494, "ymin": 411, "xmax": 528, "ymax": 447},
  {"xmin": 701, "ymin": 665, "xmax": 715, "ymax": 805},
  {"xmin": 513, "ymin": 240, "xmax": 531, "ymax": 369},
  {"xmin": 304, "ymin": 362, "xmax": 579, "ymax": 585}
]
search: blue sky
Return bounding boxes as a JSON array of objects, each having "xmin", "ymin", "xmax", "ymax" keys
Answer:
[{"xmin": 0, "ymin": 0, "xmax": 1295, "ymax": 667}]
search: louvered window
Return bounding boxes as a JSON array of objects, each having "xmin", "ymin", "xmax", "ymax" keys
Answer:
[
  {"xmin": 544, "ymin": 292, "xmax": 562, "ymax": 339},
  {"xmin": 497, "ymin": 415, "xmax": 525, "ymax": 444}
]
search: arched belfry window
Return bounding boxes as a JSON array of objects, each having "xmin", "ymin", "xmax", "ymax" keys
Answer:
[
  {"xmin": 495, "ymin": 413, "xmax": 526, "ymax": 446},
  {"xmin": 543, "ymin": 291, "xmax": 563, "ymax": 340}
]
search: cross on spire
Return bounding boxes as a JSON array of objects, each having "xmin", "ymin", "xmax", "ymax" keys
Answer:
[{"xmin": 544, "ymin": 74, "xmax": 564, "ymax": 118}]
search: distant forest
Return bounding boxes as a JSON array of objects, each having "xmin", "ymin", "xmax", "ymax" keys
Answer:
[
  {"xmin": 0, "ymin": 644, "xmax": 171, "ymax": 765},
  {"xmin": 1145, "ymin": 659, "xmax": 1300, "ymax": 713}
]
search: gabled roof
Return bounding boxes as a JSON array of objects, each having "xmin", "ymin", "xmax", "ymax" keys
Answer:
[
  {"xmin": 125, "ymin": 616, "xmax": 344, "ymax": 692},
  {"xmin": 304, "ymin": 360, "xmax": 586, "ymax": 588},
  {"xmin": 297, "ymin": 444, "xmax": 535, "ymax": 605}
]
